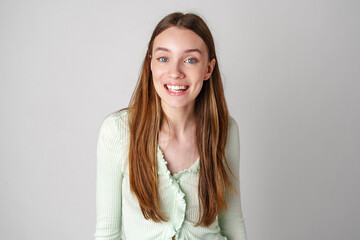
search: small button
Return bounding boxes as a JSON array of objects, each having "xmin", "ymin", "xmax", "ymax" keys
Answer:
[{"xmin": 176, "ymin": 179, "xmax": 180, "ymax": 184}]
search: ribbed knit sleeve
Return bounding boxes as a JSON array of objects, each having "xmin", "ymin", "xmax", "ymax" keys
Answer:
[
  {"xmin": 218, "ymin": 116, "xmax": 247, "ymax": 240},
  {"xmin": 94, "ymin": 112, "xmax": 127, "ymax": 240}
]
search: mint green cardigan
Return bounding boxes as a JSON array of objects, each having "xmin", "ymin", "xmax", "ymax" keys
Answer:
[{"xmin": 94, "ymin": 109, "xmax": 247, "ymax": 240}]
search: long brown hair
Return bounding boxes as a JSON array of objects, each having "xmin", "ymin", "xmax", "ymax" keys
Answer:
[{"xmin": 127, "ymin": 12, "xmax": 235, "ymax": 226}]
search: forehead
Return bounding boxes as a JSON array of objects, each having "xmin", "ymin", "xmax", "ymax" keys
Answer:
[{"xmin": 152, "ymin": 26, "xmax": 207, "ymax": 54}]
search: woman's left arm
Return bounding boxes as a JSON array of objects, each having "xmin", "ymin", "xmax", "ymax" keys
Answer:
[{"xmin": 218, "ymin": 116, "xmax": 247, "ymax": 240}]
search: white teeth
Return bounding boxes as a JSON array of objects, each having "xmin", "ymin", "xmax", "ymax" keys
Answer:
[{"xmin": 166, "ymin": 85, "xmax": 188, "ymax": 92}]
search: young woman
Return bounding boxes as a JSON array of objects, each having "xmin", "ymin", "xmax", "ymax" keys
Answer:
[{"xmin": 94, "ymin": 12, "xmax": 247, "ymax": 240}]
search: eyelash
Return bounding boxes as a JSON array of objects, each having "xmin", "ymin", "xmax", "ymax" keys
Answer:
[{"xmin": 157, "ymin": 57, "xmax": 197, "ymax": 64}]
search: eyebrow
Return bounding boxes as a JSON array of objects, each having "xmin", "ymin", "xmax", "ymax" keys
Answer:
[{"xmin": 154, "ymin": 47, "xmax": 202, "ymax": 55}]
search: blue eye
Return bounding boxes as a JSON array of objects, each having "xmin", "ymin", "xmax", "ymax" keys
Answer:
[
  {"xmin": 186, "ymin": 58, "xmax": 196, "ymax": 64},
  {"xmin": 158, "ymin": 57, "xmax": 168, "ymax": 62}
]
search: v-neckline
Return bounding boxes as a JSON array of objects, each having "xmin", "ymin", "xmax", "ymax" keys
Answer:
[{"xmin": 157, "ymin": 145, "xmax": 200, "ymax": 177}]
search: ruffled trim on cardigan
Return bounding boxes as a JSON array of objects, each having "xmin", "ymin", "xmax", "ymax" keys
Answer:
[
  {"xmin": 157, "ymin": 145, "xmax": 200, "ymax": 177},
  {"xmin": 157, "ymin": 145, "xmax": 200, "ymax": 239}
]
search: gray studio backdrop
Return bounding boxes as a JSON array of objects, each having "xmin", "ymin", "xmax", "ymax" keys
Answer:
[{"xmin": 1, "ymin": 0, "xmax": 359, "ymax": 239}]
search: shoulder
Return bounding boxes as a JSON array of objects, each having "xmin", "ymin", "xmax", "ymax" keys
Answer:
[
  {"xmin": 228, "ymin": 115, "xmax": 239, "ymax": 133},
  {"xmin": 97, "ymin": 108, "xmax": 130, "ymax": 170},
  {"xmin": 227, "ymin": 115, "xmax": 240, "ymax": 146},
  {"xmin": 111, "ymin": 108, "xmax": 129, "ymax": 120},
  {"xmin": 225, "ymin": 115, "xmax": 240, "ymax": 175},
  {"xmin": 108, "ymin": 108, "xmax": 129, "ymax": 127},
  {"xmin": 99, "ymin": 108, "xmax": 129, "ymax": 135},
  {"xmin": 97, "ymin": 108, "xmax": 130, "ymax": 150}
]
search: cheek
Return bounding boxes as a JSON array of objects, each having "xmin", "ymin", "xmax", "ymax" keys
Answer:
[
  {"xmin": 152, "ymin": 78, "xmax": 163, "ymax": 96},
  {"xmin": 192, "ymin": 68, "xmax": 207, "ymax": 81},
  {"xmin": 151, "ymin": 65, "xmax": 165, "ymax": 80},
  {"xmin": 192, "ymin": 64, "xmax": 208, "ymax": 77}
]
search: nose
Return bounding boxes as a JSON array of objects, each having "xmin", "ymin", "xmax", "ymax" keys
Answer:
[{"xmin": 169, "ymin": 61, "xmax": 184, "ymax": 79}]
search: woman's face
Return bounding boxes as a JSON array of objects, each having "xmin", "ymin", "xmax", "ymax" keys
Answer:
[{"xmin": 150, "ymin": 26, "xmax": 216, "ymax": 111}]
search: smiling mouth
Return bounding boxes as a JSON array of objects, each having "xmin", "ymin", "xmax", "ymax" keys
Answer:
[{"xmin": 164, "ymin": 84, "xmax": 189, "ymax": 93}]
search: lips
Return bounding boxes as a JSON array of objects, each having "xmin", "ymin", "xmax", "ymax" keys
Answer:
[{"xmin": 164, "ymin": 83, "xmax": 189, "ymax": 96}]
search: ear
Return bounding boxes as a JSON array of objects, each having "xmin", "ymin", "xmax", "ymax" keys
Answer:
[{"xmin": 204, "ymin": 58, "xmax": 216, "ymax": 81}]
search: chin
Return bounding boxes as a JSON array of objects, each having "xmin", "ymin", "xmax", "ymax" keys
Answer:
[{"xmin": 161, "ymin": 99, "xmax": 195, "ymax": 110}]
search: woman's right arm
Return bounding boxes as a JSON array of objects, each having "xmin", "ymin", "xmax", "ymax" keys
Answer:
[{"xmin": 94, "ymin": 113, "xmax": 125, "ymax": 240}]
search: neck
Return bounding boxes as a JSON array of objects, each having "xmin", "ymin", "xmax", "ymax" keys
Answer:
[{"xmin": 160, "ymin": 103, "xmax": 196, "ymax": 138}]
